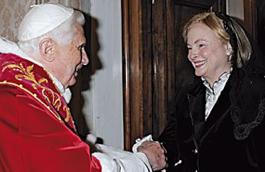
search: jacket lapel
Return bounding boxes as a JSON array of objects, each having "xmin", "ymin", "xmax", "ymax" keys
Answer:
[
  {"xmin": 187, "ymin": 80, "xmax": 232, "ymax": 145},
  {"xmin": 187, "ymin": 83, "xmax": 206, "ymax": 141},
  {"xmin": 199, "ymin": 82, "xmax": 232, "ymax": 143}
]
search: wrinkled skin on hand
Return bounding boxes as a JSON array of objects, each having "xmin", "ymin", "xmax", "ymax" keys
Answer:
[{"xmin": 137, "ymin": 141, "xmax": 167, "ymax": 171}]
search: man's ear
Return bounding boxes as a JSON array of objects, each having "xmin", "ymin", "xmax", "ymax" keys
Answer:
[{"xmin": 39, "ymin": 38, "xmax": 55, "ymax": 62}]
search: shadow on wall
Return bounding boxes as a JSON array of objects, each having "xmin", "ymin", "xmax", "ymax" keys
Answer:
[
  {"xmin": 69, "ymin": 13, "xmax": 103, "ymax": 141},
  {"xmin": 82, "ymin": 14, "xmax": 103, "ymax": 91}
]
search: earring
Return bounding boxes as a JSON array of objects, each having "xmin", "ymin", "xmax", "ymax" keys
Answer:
[{"xmin": 226, "ymin": 51, "xmax": 231, "ymax": 56}]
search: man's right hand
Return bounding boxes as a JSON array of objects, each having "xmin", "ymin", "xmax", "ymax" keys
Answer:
[{"xmin": 137, "ymin": 141, "xmax": 167, "ymax": 171}]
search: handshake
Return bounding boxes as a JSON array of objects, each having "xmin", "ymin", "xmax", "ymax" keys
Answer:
[
  {"xmin": 88, "ymin": 134, "xmax": 167, "ymax": 172},
  {"xmin": 133, "ymin": 135, "xmax": 168, "ymax": 171}
]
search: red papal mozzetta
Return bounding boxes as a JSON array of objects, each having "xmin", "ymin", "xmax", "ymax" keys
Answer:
[{"xmin": 0, "ymin": 53, "xmax": 101, "ymax": 172}]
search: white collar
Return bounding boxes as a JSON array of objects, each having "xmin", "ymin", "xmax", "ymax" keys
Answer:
[
  {"xmin": 201, "ymin": 71, "xmax": 231, "ymax": 94},
  {"xmin": 201, "ymin": 69, "xmax": 232, "ymax": 120}
]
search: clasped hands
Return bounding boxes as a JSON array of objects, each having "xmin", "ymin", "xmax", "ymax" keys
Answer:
[{"xmin": 137, "ymin": 140, "xmax": 168, "ymax": 171}]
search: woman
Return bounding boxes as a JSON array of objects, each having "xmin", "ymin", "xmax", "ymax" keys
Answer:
[{"xmin": 152, "ymin": 12, "xmax": 265, "ymax": 172}]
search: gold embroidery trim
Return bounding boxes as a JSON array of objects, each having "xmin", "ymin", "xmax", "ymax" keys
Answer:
[
  {"xmin": 0, "ymin": 81, "xmax": 63, "ymax": 123},
  {"xmin": 1, "ymin": 62, "xmax": 67, "ymax": 123},
  {"xmin": 2, "ymin": 62, "xmax": 63, "ymax": 111}
]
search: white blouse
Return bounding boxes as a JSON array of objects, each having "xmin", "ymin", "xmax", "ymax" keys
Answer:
[{"xmin": 202, "ymin": 71, "xmax": 231, "ymax": 120}]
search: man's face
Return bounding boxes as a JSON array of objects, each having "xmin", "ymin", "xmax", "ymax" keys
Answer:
[{"xmin": 54, "ymin": 24, "xmax": 89, "ymax": 89}]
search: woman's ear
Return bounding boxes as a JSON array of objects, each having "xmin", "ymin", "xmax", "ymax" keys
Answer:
[
  {"xmin": 39, "ymin": 38, "xmax": 55, "ymax": 62},
  {"xmin": 225, "ymin": 42, "xmax": 233, "ymax": 61},
  {"xmin": 226, "ymin": 42, "xmax": 233, "ymax": 54}
]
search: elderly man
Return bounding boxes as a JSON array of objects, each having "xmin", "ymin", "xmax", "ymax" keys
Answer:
[{"xmin": 0, "ymin": 3, "xmax": 166, "ymax": 172}]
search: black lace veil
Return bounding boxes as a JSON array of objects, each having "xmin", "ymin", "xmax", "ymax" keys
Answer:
[{"xmin": 216, "ymin": 12, "xmax": 265, "ymax": 140}]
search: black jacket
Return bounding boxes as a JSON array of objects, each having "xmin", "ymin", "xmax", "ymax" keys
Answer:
[{"xmin": 158, "ymin": 71, "xmax": 265, "ymax": 172}]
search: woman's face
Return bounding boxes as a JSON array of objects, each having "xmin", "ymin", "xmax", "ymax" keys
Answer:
[{"xmin": 186, "ymin": 22, "xmax": 231, "ymax": 85}]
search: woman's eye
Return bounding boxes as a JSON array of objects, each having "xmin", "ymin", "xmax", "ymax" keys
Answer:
[{"xmin": 198, "ymin": 44, "xmax": 205, "ymax": 48}]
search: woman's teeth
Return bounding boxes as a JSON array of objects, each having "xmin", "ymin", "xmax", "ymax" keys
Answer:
[{"xmin": 195, "ymin": 61, "xmax": 205, "ymax": 67}]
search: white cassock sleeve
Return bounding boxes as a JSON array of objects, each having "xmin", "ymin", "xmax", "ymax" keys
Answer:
[{"xmin": 92, "ymin": 144, "xmax": 153, "ymax": 172}]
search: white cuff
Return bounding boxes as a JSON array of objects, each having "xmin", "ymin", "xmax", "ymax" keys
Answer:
[
  {"xmin": 132, "ymin": 134, "xmax": 153, "ymax": 153},
  {"xmin": 93, "ymin": 144, "xmax": 152, "ymax": 172}
]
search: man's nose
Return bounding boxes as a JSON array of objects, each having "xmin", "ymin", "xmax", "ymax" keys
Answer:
[{"xmin": 82, "ymin": 50, "xmax": 89, "ymax": 65}]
